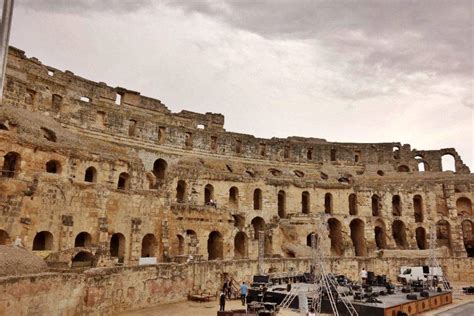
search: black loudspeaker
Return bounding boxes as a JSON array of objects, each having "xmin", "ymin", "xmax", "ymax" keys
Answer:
[
  {"xmin": 367, "ymin": 271, "xmax": 375, "ymax": 285},
  {"xmin": 379, "ymin": 291, "xmax": 387, "ymax": 296},
  {"xmin": 437, "ymin": 287, "xmax": 442, "ymax": 292},
  {"xmin": 387, "ymin": 288, "xmax": 395, "ymax": 295},
  {"xmin": 354, "ymin": 292, "xmax": 362, "ymax": 300},
  {"xmin": 365, "ymin": 286, "xmax": 372, "ymax": 293},
  {"xmin": 406, "ymin": 294, "xmax": 418, "ymax": 300},
  {"xmin": 420, "ymin": 291, "xmax": 429, "ymax": 298},
  {"xmin": 352, "ymin": 285, "xmax": 361, "ymax": 291},
  {"xmin": 414, "ymin": 286, "xmax": 424, "ymax": 292}
]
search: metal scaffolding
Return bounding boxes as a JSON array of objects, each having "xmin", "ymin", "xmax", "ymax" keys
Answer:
[
  {"xmin": 427, "ymin": 222, "xmax": 450, "ymax": 290},
  {"xmin": 258, "ymin": 230, "xmax": 265, "ymax": 275}
]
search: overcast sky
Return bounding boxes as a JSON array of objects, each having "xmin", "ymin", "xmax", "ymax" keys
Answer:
[{"xmin": 11, "ymin": 0, "xmax": 473, "ymax": 168}]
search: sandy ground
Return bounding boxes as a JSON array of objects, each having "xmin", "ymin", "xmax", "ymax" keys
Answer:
[{"xmin": 121, "ymin": 283, "xmax": 474, "ymax": 316}]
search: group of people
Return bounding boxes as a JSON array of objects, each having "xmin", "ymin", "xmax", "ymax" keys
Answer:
[
  {"xmin": 219, "ymin": 280, "xmax": 248, "ymax": 311},
  {"xmin": 206, "ymin": 199, "xmax": 217, "ymax": 208}
]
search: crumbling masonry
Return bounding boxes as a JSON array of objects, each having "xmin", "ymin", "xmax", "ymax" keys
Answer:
[{"xmin": 0, "ymin": 47, "xmax": 473, "ymax": 314}]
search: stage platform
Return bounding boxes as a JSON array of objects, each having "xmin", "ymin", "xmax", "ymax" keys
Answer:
[{"xmin": 248, "ymin": 283, "xmax": 452, "ymax": 315}]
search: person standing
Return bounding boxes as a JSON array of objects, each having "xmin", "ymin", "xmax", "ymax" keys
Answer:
[
  {"xmin": 360, "ymin": 268, "xmax": 368, "ymax": 285},
  {"xmin": 240, "ymin": 281, "xmax": 248, "ymax": 306},
  {"xmin": 219, "ymin": 291, "xmax": 226, "ymax": 311},
  {"xmin": 307, "ymin": 307, "xmax": 316, "ymax": 316}
]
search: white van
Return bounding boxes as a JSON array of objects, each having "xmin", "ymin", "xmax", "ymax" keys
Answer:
[{"xmin": 397, "ymin": 266, "xmax": 443, "ymax": 284}]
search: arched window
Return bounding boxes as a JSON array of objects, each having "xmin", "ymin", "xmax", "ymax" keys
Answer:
[
  {"xmin": 392, "ymin": 220, "xmax": 408, "ymax": 249},
  {"xmin": 324, "ymin": 193, "xmax": 332, "ymax": 214},
  {"xmin": 45, "ymin": 160, "xmax": 61, "ymax": 174},
  {"xmin": 397, "ymin": 165, "xmax": 409, "ymax": 172},
  {"xmin": 441, "ymin": 154, "xmax": 455, "ymax": 172},
  {"xmin": 415, "ymin": 227, "xmax": 427, "ymax": 250},
  {"xmin": 374, "ymin": 220, "xmax": 387, "ymax": 249},
  {"xmin": 461, "ymin": 220, "xmax": 474, "ymax": 257},
  {"xmin": 208, "ymin": 231, "xmax": 223, "ymax": 260},
  {"xmin": 328, "ymin": 218, "xmax": 343, "ymax": 256},
  {"xmin": 413, "ymin": 195, "xmax": 423, "ymax": 222},
  {"xmin": 75, "ymin": 232, "xmax": 92, "ymax": 247},
  {"xmin": 253, "ymin": 189, "xmax": 262, "ymax": 210},
  {"xmin": 302, "ymin": 191, "xmax": 310, "ymax": 214},
  {"xmin": 152, "ymin": 159, "xmax": 167, "ymax": 179},
  {"xmin": 141, "ymin": 234, "xmax": 157, "ymax": 258},
  {"xmin": 71, "ymin": 251, "xmax": 93, "ymax": 267},
  {"xmin": 307, "ymin": 233, "xmax": 318, "ymax": 248},
  {"xmin": 349, "ymin": 193, "xmax": 357, "ymax": 215},
  {"xmin": 436, "ymin": 220, "xmax": 451, "ymax": 250},
  {"xmin": 372, "ymin": 194, "xmax": 380, "ymax": 216},
  {"xmin": 0, "ymin": 230, "xmax": 10, "ymax": 245},
  {"xmin": 392, "ymin": 195, "xmax": 401, "ymax": 216},
  {"xmin": 84, "ymin": 166, "xmax": 97, "ymax": 183},
  {"xmin": 229, "ymin": 186, "xmax": 239, "ymax": 207},
  {"xmin": 456, "ymin": 197, "xmax": 472, "ymax": 216},
  {"xmin": 110, "ymin": 233, "xmax": 126, "ymax": 262},
  {"xmin": 278, "ymin": 190, "xmax": 286, "ymax": 218},
  {"xmin": 234, "ymin": 232, "xmax": 248, "ymax": 259},
  {"xmin": 2, "ymin": 151, "xmax": 20, "ymax": 178},
  {"xmin": 176, "ymin": 180, "xmax": 187, "ymax": 203},
  {"xmin": 251, "ymin": 217, "xmax": 265, "ymax": 240},
  {"xmin": 117, "ymin": 172, "xmax": 130, "ymax": 190},
  {"xmin": 350, "ymin": 219, "xmax": 366, "ymax": 256},
  {"xmin": 204, "ymin": 184, "xmax": 214, "ymax": 204},
  {"xmin": 32, "ymin": 231, "xmax": 54, "ymax": 250},
  {"xmin": 307, "ymin": 148, "xmax": 313, "ymax": 160}
]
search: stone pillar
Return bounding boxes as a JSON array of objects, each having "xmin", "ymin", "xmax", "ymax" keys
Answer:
[
  {"xmin": 60, "ymin": 215, "xmax": 74, "ymax": 250},
  {"xmin": 130, "ymin": 218, "xmax": 142, "ymax": 265}
]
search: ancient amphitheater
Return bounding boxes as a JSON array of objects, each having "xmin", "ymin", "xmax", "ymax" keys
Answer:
[{"xmin": 0, "ymin": 46, "xmax": 472, "ymax": 314}]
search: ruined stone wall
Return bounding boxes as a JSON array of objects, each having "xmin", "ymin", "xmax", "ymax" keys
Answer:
[
  {"xmin": 1, "ymin": 257, "xmax": 473, "ymax": 316},
  {"xmin": 0, "ymin": 46, "xmax": 472, "ymax": 279}
]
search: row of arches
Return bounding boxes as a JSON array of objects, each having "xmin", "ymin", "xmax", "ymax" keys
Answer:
[{"xmin": 325, "ymin": 218, "xmax": 459, "ymax": 257}]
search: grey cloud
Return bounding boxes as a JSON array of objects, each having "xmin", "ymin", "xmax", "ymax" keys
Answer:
[
  {"xmin": 16, "ymin": 0, "xmax": 153, "ymax": 13},
  {"xmin": 169, "ymin": 0, "xmax": 473, "ymax": 78}
]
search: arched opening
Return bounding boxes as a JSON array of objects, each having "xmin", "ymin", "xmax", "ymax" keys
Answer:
[
  {"xmin": 350, "ymin": 219, "xmax": 366, "ymax": 256},
  {"xmin": 229, "ymin": 186, "xmax": 239, "ymax": 207},
  {"xmin": 324, "ymin": 193, "xmax": 333, "ymax": 214},
  {"xmin": 392, "ymin": 220, "xmax": 408, "ymax": 249},
  {"xmin": 436, "ymin": 220, "xmax": 452, "ymax": 250},
  {"xmin": 302, "ymin": 191, "xmax": 310, "ymax": 214},
  {"xmin": 392, "ymin": 195, "xmax": 402, "ymax": 216},
  {"xmin": 278, "ymin": 190, "xmax": 286, "ymax": 218},
  {"xmin": 397, "ymin": 165, "xmax": 410, "ymax": 172},
  {"xmin": 153, "ymin": 159, "xmax": 167, "ymax": 179},
  {"xmin": 32, "ymin": 231, "xmax": 53, "ymax": 251},
  {"xmin": 328, "ymin": 218, "xmax": 343, "ymax": 256},
  {"xmin": 2, "ymin": 152, "xmax": 20, "ymax": 178},
  {"xmin": 45, "ymin": 160, "xmax": 61, "ymax": 174},
  {"xmin": 117, "ymin": 172, "xmax": 130, "ymax": 190},
  {"xmin": 251, "ymin": 217, "xmax": 265, "ymax": 240},
  {"xmin": 0, "ymin": 230, "xmax": 10, "ymax": 245},
  {"xmin": 0, "ymin": 122, "xmax": 8, "ymax": 130},
  {"xmin": 461, "ymin": 220, "xmax": 474, "ymax": 257},
  {"xmin": 253, "ymin": 189, "xmax": 262, "ymax": 210},
  {"xmin": 234, "ymin": 232, "xmax": 248, "ymax": 259},
  {"xmin": 74, "ymin": 232, "xmax": 92, "ymax": 247},
  {"xmin": 204, "ymin": 184, "xmax": 214, "ymax": 204},
  {"xmin": 141, "ymin": 234, "xmax": 157, "ymax": 258},
  {"xmin": 208, "ymin": 231, "xmax": 223, "ymax": 260},
  {"xmin": 456, "ymin": 197, "xmax": 472, "ymax": 216},
  {"xmin": 307, "ymin": 148, "xmax": 313, "ymax": 160},
  {"xmin": 374, "ymin": 221, "xmax": 387, "ymax": 250},
  {"xmin": 110, "ymin": 233, "xmax": 126, "ymax": 261},
  {"xmin": 175, "ymin": 234, "xmax": 185, "ymax": 256},
  {"xmin": 306, "ymin": 233, "xmax": 318, "ymax": 248},
  {"xmin": 413, "ymin": 195, "xmax": 423, "ymax": 222},
  {"xmin": 372, "ymin": 194, "xmax": 381, "ymax": 216},
  {"xmin": 71, "ymin": 251, "xmax": 93, "ymax": 267},
  {"xmin": 186, "ymin": 230, "xmax": 198, "ymax": 255},
  {"xmin": 393, "ymin": 146, "xmax": 400, "ymax": 159},
  {"xmin": 84, "ymin": 166, "xmax": 97, "ymax": 183},
  {"xmin": 441, "ymin": 154, "xmax": 455, "ymax": 172},
  {"xmin": 349, "ymin": 193, "xmax": 357, "ymax": 215},
  {"xmin": 415, "ymin": 227, "xmax": 427, "ymax": 250},
  {"xmin": 176, "ymin": 180, "xmax": 187, "ymax": 203},
  {"xmin": 417, "ymin": 161, "xmax": 429, "ymax": 172}
]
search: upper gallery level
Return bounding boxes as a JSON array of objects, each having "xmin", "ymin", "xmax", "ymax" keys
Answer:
[{"xmin": 1, "ymin": 47, "xmax": 470, "ymax": 174}]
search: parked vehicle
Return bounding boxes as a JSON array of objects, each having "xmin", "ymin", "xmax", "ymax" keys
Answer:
[{"xmin": 397, "ymin": 266, "xmax": 443, "ymax": 284}]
